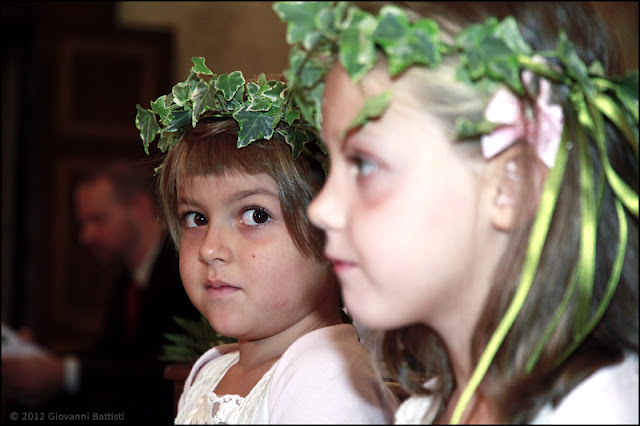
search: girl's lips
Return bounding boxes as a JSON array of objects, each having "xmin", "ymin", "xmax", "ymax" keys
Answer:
[
  {"xmin": 326, "ymin": 256, "xmax": 356, "ymax": 274},
  {"xmin": 204, "ymin": 279, "xmax": 240, "ymax": 299}
]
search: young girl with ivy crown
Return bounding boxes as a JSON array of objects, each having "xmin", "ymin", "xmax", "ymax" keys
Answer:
[
  {"xmin": 135, "ymin": 62, "xmax": 397, "ymax": 423},
  {"xmin": 275, "ymin": 1, "xmax": 638, "ymax": 424}
]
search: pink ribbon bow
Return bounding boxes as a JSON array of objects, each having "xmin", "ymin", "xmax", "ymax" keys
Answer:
[{"xmin": 481, "ymin": 70, "xmax": 564, "ymax": 168}]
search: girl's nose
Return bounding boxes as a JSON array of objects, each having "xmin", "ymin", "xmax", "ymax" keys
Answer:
[
  {"xmin": 308, "ymin": 170, "xmax": 346, "ymax": 232},
  {"xmin": 198, "ymin": 224, "xmax": 233, "ymax": 265}
]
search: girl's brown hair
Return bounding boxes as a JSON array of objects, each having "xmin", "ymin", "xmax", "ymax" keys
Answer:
[{"xmin": 157, "ymin": 118, "xmax": 326, "ymax": 262}]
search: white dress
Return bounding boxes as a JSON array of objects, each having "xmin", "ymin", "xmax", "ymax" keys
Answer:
[
  {"xmin": 395, "ymin": 353, "xmax": 639, "ymax": 424},
  {"xmin": 175, "ymin": 324, "xmax": 398, "ymax": 424}
]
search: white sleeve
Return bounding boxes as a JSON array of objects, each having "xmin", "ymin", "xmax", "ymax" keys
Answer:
[
  {"xmin": 265, "ymin": 325, "xmax": 397, "ymax": 424},
  {"xmin": 547, "ymin": 354, "xmax": 638, "ymax": 424}
]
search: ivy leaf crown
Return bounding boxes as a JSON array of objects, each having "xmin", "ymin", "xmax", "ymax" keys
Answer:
[
  {"xmin": 273, "ymin": 1, "xmax": 638, "ymax": 147},
  {"xmin": 135, "ymin": 57, "xmax": 326, "ymax": 161}
]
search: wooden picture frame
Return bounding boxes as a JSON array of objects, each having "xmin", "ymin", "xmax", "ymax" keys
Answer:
[{"xmin": 52, "ymin": 28, "xmax": 172, "ymax": 145}]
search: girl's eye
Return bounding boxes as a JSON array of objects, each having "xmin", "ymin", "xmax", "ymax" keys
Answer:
[
  {"xmin": 241, "ymin": 207, "xmax": 271, "ymax": 226},
  {"xmin": 350, "ymin": 155, "xmax": 378, "ymax": 177},
  {"xmin": 182, "ymin": 212, "xmax": 208, "ymax": 228}
]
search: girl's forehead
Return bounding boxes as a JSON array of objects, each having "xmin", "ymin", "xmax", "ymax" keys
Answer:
[
  {"xmin": 177, "ymin": 173, "xmax": 278, "ymax": 205},
  {"xmin": 181, "ymin": 171, "xmax": 278, "ymax": 191}
]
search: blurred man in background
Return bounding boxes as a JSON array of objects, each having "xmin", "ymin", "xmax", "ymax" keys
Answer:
[{"xmin": 3, "ymin": 160, "xmax": 200, "ymax": 423}]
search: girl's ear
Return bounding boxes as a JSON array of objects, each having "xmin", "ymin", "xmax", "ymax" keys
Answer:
[
  {"xmin": 488, "ymin": 144, "xmax": 524, "ymax": 232},
  {"xmin": 488, "ymin": 144, "xmax": 547, "ymax": 232}
]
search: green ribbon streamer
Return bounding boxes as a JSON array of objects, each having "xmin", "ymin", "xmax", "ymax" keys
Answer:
[
  {"xmin": 593, "ymin": 129, "xmax": 639, "ymax": 217},
  {"xmin": 593, "ymin": 77, "xmax": 639, "ymax": 123},
  {"xmin": 525, "ymin": 260, "xmax": 579, "ymax": 372},
  {"xmin": 593, "ymin": 93, "xmax": 638, "ymax": 156},
  {"xmin": 578, "ymin": 92, "xmax": 638, "ymax": 218},
  {"xmin": 525, "ymin": 132, "xmax": 606, "ymax": 371},
  {"xmin": 574, "ymin": 121, "xmax": 597, "ymax": 333},
  {"xmin": 554, "ymin": 197, "xmax": 627, "ymax": 368},
  {"xmin": 450, "ymin": 131, "xmax": 570, "ymax": 424}
]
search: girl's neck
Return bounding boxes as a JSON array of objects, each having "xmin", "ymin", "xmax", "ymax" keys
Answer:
[
  {"xmin": 236, "ymin": 310, "xmax": 343, "ymax": 370},
  {"xmin": 215, "ymin": 311, "xmax": 343, "ymax": 397},
  {"xmin": 440, "ymin": 386, "xmax": 500, "ymax": 424},
  {"xmin": 437, "ymin": 335, "xmax": 500, "ymax": 424}
]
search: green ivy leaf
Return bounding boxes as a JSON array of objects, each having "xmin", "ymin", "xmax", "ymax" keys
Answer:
[
  {"xmin": 343, "ymin": 90, "xmax": 392, "ymax": 137},
  {"xmin": 299, "ymin": 54, "xmax": 331, "ymax": 90},
  {"xmin": 315, "ymin": 3, "xmax": 343, "ymax": 39},
  {"xmin": 191, "ymin": 80, "xmax": 213, "ymax": 126},
  {"xmin": 157, "ymin": 131, "xmax": 179, "ymax": 153},
  {"xmin": 191, "ymin": 56, "xmax": 213, "ymax": 75},
  {"xmin": 219, "ymin": 86, "xmax": 244, "ymax": 112},
  {"xmin": 411, "ymin": 18, "xmax": 441, "ymax": 67},
  {"xmin": 373, "ymin": 6, "xmax": 411, "ymax": 75},
  {"xmin": 456, "ymin": 17, "xmax": 525, "ymax": 93},
  {"xmin": 263, "ymin": 81, "xmax": 285, "ymax": 102},
  {"xmin": 338, "ymin": 7, "xmax": 377, "ymax": 82},
  {"xmin": 496, "ymin": 17, "xmax": 531, "ymax": 57},
  {"xmin": 246, "ymin": 82, "xmax": 260, "ymax": 98},
  {"xmin": 166, "ymin": 110, "xmax": 192, "ymax": 133},
  {"xmin": 247, "ymin": 81, "xmax": 277, "ymax": 112},
  {"xmin": 215, "ymin": 71, "xmax": 245, "ymax": 102},
  {"xmin": 309, "ymin": 83, "xmax": 325, "ymax": 131},
  {"xmin": 233, "ymin": 104, "xmax": 275, "ymax": 147},
  {"xmin": 284, "ymin": 128, "xmax": 311, "ymax": 159},
  {"xmin": 372, "ymin": 5, "xmax": 407, "ymax": 45},
  {"xmin": 135, "ymin": 105, "xmax": 161, "ymax": 154},
  {"xmin": 273, "ymin": 1, "xmax": 330, "ymax": 44},
  {"xmin": 172, "ymin": 81, "xmax": 191, "ymax": 106},
  {"xmin": 303, "ymin": 31, "xmax": 329, "ymax": 51},
  {"xmin": 285, "ymin": 45, "xmax": 305, "ymax": 87},
  {"xmin": 151, "ymin": 95, "xmax": 171, "ymax": 125},
  {"xmin": 285, "ymin": 110, "xmax": 301, "ymax": 125},
  {"xmin": 455, "ymin": 65, "xmax": 500, "ymax": 98},
  {"xmin": 248, "ymin": 96, "xmax": 272, "ymax": 112},
  {"xmin": 268, "ymin": 101, "xmax": 283, "ymax": 127},
  {"xmin": 486, "ymin": 54, "xmax": 521, "ymax": 93},
  {"xmin": 613, "ymin": 71, "xmax": 639, "ymax": 121},
  {"xmin": 455, "ymin": 117, "xmax": 501, "ymax": 139},
  {"xmin": 557, "ymin": 33, "xmax": 594, "ymax": 97}
]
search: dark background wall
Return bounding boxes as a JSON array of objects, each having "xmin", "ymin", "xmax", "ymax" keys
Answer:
[
  {"xmin": 1, "ymin": 1, "xmax": 637, "ymax": 353},
  {"xmin": 1, "ymin": 1, "xmax": 292, "ymax": 353},
  {"xmin": 2, "ymin": 2, "xmax": 175, "ymax": 352}
]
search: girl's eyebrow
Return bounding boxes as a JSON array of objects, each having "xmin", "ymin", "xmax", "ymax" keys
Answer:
[
  {"xmin": 227, "ymin": 188, "xmax": 279, "ymax": 204},
  {"xmin": 177, "ymin": 196, "xmax": 199, "ymax": 207},
  {"xmin": 178, "ymin": 188, "xmax": 279, "ymax": 207}
]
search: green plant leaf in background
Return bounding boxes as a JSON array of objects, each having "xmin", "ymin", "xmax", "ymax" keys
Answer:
[{"xmin": 160, "ymin": 315, "xmax": 236, "ymax": 363}]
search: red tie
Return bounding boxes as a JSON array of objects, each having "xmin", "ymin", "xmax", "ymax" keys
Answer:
[{"xmin": 124, "ymin": 280, "xmax": 141, "ymax": 340}]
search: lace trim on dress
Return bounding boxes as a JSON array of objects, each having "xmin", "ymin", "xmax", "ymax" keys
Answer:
[
  {"xmin": 175, "ymin": 351, "xmax": 281, "ymax": 424},
  {"xmin": 209, "ymin": 392, "xmax": 245, "ymax": 424}
]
